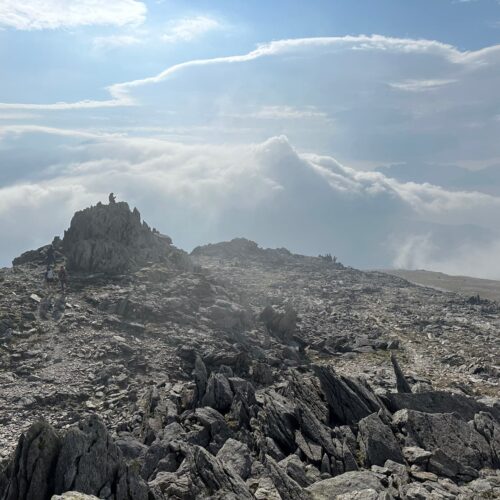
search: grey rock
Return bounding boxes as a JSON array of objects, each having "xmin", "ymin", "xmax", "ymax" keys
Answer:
[
  {"xmin": 314, "ymin": 366, "xmax": 386, "ymax": 426},
  {"xmin": 3, "ymin": 416, "xmax": 147, "ymax": 500},
  {"xmin": 193, "ymin": 354, "xmax": 208, "ymax": 403},
  {"xmin": 181, "ymin": 407, "xmax": 230, "ymax": 454},
  {"xmin": 217, "ymin": 439, "xmax": 253, "ymax": 480},
  {"xmin": 62, "ymin": 202, "xmax": 191, "ymax": 274},
  {"xmin": 201, "ymin": 373, "xmax": 234, "ymax": 413},
  {"xmin": 153, "ymin": 445, "xmax": 253, "ymax": 499},
  {"xmin": 260, "ymin": 306, "xmax": 298, "ymax": 343},
  {"xmin": 141, "ymin": 423, "xmax": 186, "ymax": 481},
  {"xmin": 285, "ymin": 371, "xmax": 329, "ymax": 424},
  {"xmin": 390, "ymin": 353, "xmax": 412, "ymax": 394},
  {"xmin": 295, "ymin": 430, "xmax": 323, "ymax": 463},
  {"xmin": 393, "ymin": 409, "xmax": 492, "ymax": 480},
  {"xmin": 335, "ymin": 490, "xmax": 380, "ymax": 500},
  {"xmin": 473, "ymin": 411, "xmax": 500, "ymax": 467},
  {"xmin": 115, "ymin": 436, "xmax": 148, "ymax": 461},
  {"xmin": 259, "ymin": 391, "xmax": 298, "ymax": 454},
  {"xmin": 402, "ymin": 446, "xmax": 432, "ymax": 465},
  {"xmin": 383, "ymin": 391, "xmax": 500, "ymax": 422},
  {"xmin": 3, "ymin": 421, "xmax": 61, "ymax": 500},
  {"xmin": 279, "ymin": 455, "xmax": 312, "ymax": 487},
  {"xmin": 265, "ymin": 455, "xmax": 311, "ymax": 500},
  {"xmin": 51, "ymin": 494, "xmax": 99, "ymax": 500},
  {"xmin": 358, "ymin": 413, "xmax": 404, "ymax": 467},
  {"xmin": 306, "ymin": 471, "xmax": 384, "ymax": 499},
  {"xmin": 54, "ymin": 415, "xmax": 147, "ymax": 499}
]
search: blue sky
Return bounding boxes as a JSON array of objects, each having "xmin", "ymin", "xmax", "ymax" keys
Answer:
[{"xmin": 1, "ymin": 0, "xmax": 500, "ymax": 277}]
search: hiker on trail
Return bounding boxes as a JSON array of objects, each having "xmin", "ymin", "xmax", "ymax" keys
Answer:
[
  {"xmin": 44, "ymin": 266, "xmax": 55, "ymax": 287},
  {"xmin": 109, "ymin": 192, "xmax": 116, "ymax": 204},
  {"xmin": 58, "ymin": 266, "xmax": 67, "ymax": 293},
  {"xmin": 46, "ymin": 245, "xmax": 56, "ymax": 267}
]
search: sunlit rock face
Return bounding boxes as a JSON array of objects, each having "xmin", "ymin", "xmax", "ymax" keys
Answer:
[{"xmin": 62, "ymin": 201, "xmax": 190, "ymax": 274}]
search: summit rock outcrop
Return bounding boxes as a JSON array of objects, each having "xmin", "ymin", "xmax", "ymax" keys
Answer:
[{"xmin": 62, "ymin": 202, "xmax": 191, "ymax": 274}]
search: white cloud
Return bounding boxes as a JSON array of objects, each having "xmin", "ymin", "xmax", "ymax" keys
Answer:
[
  {"xmin": 389, "ymin": 79, "xmax": 457, "ymax": 92},
  {"xmin": 1, "ymin": 34, "xmax": 487, "ymax": 111},
  {"xmin": 392, "ymin": 234, "xmax": 500, "ymax": 280},
  {"xmin": 92, "ymin": 34, "xmax": 143, "ymax": 51},
  {"xmin": 161, "ymin": 15, "xmax": 222, "ymax": 43},
  {"xmin": 224, "ymin": 105, "xmax": 329, "ymax": 120},
  {"xmin": 0, "ymin": 98, "xmax": 133, "ymax": 111},
  {"xmin": 0, "ymin": 112, "xmax": 40, "ymax": 120},
  {"xmin": 0, "ymin": 0, "xmax": 147, "ymax": 30},
  {"xmin": 0, "ymin": 124, "xmax": 123, "ymax": 139}
]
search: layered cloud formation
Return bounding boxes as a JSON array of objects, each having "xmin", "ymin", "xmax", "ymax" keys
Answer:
[{"xmin": 1, "ymin": 34, "xmax": 498, "ymax": 168}]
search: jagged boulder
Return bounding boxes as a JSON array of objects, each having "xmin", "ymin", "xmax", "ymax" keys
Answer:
[
  {"xmin": 393, "ymin": 409, "xmax": 493, "ymax": 481},
  {"xmin": 357, "ymin": 413, "xmax": 404, "ymax": 467},
  {"xmin": 2, "ymin": 416, "xmax": 147, "ymax": 500},
  {"xmin": 148, "ymin": 445, "xmax": 253, "ymax": 499},
  {"xmin": 2, "ymin": 421, "xmax": 61, "ymax": 500},
  {"xmin": 62, "ymin": 202, "xmax": 191, "ymax": 274},
  {"xmin": 382, "ymin": 390, "xmax": 500, "ymax": 422},
  {"xmin": 201, "ymin": 373, "xmax": 234, "ymax": 413},
  {"xmin": 473, "ymin": 412, "xmax": 500, "ymax": 467},
  {"xmin": 260, "ymin": 305, "xmax": 298, "ymax": 343},
  {"xmin": 313, "ymin": 366, "xmax": 386, "ymax": 426},
  {"xmin": 306, "ymin": 471, "xmax": 384, "ymax": 499},
  {"xmin": 265, "ymin": 456, "xmax": 311, "ymax": 500},
  {"xmin": 216, "ymin": 438, "xmax": 252, "ymax": 480}
]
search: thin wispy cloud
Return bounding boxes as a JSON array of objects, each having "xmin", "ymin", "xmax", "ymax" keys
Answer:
[
  {"xmin": 389, "ymin": 79, "xmax": 458, "ymax": 92},
  {"xmin": 161, "ymin": 15, "xmax": 222, "ymax": 43},
  {"xmin": 223, "ymin": 106, "xmax": 329, "ymax": 120},
  {"xmin": 0, "ymin": 0, "xmax": 147, "ymax": 30},
  {"xmin": 92, "ymin": 35, "xmax": 143, "ymax": 51}
]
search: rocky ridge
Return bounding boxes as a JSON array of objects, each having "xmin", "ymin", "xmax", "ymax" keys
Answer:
[{"xmin": 0, "ymin": 200, "xmax": 499, "ymax": 499}]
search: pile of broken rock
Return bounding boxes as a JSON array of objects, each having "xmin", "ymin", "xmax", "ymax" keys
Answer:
[
  {"xmin": 0, "ymin": 201, "xmax": 499, "ymax": 499},
  {"xmin": 1, "ymin": 360, "xmax": 499, "ymax": 499}
]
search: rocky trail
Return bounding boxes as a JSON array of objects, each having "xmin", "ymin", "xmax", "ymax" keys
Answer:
[{"xmin": 0, "ymin": 201, "xmax": 499, "ymax": 499}]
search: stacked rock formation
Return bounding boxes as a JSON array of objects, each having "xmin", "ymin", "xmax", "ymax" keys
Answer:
[{"xmin": 62, "ymin": 201, "xmax": 191, "ymax": 274}]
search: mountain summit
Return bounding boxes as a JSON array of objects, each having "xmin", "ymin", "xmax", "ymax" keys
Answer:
[
  {"xmin": 13, "ymin": 200, "xmax": 191, "ymax": 275},
  {"xmin": 62, "ymin": 201, "xmax": 191, "ymax": 274}
]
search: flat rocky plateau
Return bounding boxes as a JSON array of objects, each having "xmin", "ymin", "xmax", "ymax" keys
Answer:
[{"xmin": 0, "ymin": 201, "xmax": 499, "ymax": 499}]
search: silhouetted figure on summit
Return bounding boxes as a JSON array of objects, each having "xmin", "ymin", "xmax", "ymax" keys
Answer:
[{"xmin": 109, "ymin": 192, "xmax": 116, "ymax": 204}]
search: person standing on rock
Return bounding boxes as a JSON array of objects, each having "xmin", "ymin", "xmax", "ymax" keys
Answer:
[
  {"xmin": 44, "ymin": 266, "xmax": 55, "ymax": 288},
  {"xmin": 109, "ymin": 192, "xmax": 116, "ymax": 204},
  {"xmin": 46, "ymin": 244, "xmax": 56, "ymax": 267},
  {"xmin": 58, "ymin": 265, "xmax": 67, "ymax": 294}
]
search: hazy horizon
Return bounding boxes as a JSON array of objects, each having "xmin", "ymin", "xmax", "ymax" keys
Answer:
[{"xmin": 1, "ymin": 0, "xmax": 500, "ymax": 279}]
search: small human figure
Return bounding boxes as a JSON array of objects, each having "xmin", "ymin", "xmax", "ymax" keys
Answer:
[
  {"xmin": 58, "ymin": 265, "xmax": 67, "ymax": 294},
  {"xmin": 45, "ymin": 266, "xmax": 55, "ymax": 287},
  {"xmin": 46, "ymin": 244, "xmax": 56, "ymax": 267},
  {"xmin": 109, "ymin": 192, "xmax": 116, "ymax": 204}
]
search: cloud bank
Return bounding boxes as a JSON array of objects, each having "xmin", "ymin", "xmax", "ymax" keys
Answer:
[{"xmin": 2, "ymin": 129, "xmax": 500, "ymax": 278}]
